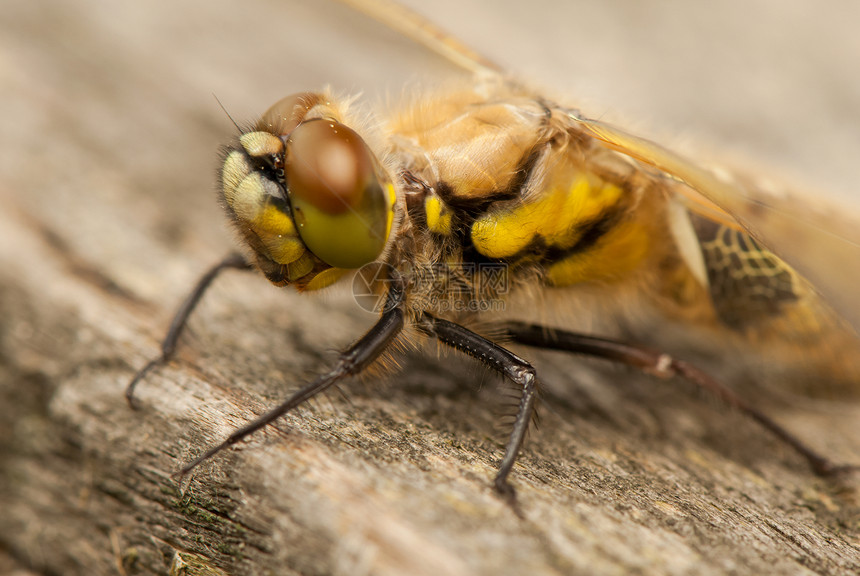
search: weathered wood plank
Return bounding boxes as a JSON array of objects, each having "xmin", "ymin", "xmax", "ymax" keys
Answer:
[{"xmin": 1, "ymin": 1, "xmax": 859, "ymax": 575}]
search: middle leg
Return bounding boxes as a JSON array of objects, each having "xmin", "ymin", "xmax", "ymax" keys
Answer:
[{"xmin": 417, "ymin": 314, "xmax": 541, "ymax": 497}]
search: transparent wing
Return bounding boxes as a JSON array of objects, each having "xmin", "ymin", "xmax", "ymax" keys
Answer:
[
  {"xmin": 337, "ymin": 0, "xmax": 503, "ymax": 76},
  {"xmin": 571, "ymin": 113, "xmax": 860, "ymax": 334}
]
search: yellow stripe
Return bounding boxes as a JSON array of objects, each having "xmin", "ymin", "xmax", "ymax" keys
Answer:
[
  {"xmin": 425, "ymin": 195, "xmax": 452, "ymax": 235},
  {"xmin": 471, "ymin": 173, "xmax": 623, "ymax": 258}
]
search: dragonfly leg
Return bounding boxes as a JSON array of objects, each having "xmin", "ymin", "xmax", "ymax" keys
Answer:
[
  {"xmin": 502, "ymin": 321, "xmax": 855, "ymax": 477},
  {"xmin": 126, "ymin": 252, "xmax": 252, "ymax": 408},
  {"xmin": 418, "ymin": 314, "xmax": 540, "ymax": 500},
  {"xmin": 176, "ymin": 286, "xmax": 405, "ymax": 477}
]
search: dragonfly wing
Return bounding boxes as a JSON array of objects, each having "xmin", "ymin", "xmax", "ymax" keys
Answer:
[{"xmin": 572, "ymin": 112, "xmax": 860, "ymax": 335}]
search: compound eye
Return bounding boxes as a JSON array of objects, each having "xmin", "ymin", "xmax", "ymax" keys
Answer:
[
  {"xmin": 285, "ymin": 119, "xmax": 395, "ymax": 269},
  {"xmin": 256, "ymin": 92, "xmax": 321, "ymax": 136}
]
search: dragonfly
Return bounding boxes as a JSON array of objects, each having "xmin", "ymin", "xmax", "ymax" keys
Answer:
[{"xmin": 127, "ymin": 0, "xmax": 860, "ymax": 498}]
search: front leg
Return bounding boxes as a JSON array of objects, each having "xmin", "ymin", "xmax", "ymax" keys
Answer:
[
  {"xmin": 176, "ymin": 286, "xmax": 406, "ymax": 477},
  {"xmin": 126, "ymin": 252, "xmax": 253, "ymax": 407}
]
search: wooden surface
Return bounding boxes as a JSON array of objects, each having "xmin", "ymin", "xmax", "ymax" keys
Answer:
[{"xmin": 1, "ymin": 1, "xmax": 860, "ymax": 574}]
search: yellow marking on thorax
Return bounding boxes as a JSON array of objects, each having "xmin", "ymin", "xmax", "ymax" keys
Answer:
[
  {"xmin": 470, "ymin": 172, "xmax": 623, "ymax": 259},
  {"xmin": 425, "ymin": 194, "xmax": 453, "ymax": 235},
  {"xmin": 546, "ymin": 217, "xmax": 651, "ymax": 286}
]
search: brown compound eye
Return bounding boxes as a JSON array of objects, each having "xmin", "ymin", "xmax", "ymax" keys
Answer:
[
  {"xmin": 284, "ymin": 119, "xmax": 395, "ymax": 269},
  {"xmin": 255, "ymin": 92, "xmax": 322, "ymax": 136}
]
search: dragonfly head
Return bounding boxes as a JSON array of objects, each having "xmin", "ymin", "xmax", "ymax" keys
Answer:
[{"xmin": 221, "ymin": 92, "xmax": 396, "ymax": 290}]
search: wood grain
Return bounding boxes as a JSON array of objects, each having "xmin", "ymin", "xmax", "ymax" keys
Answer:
[{"xmin": 1, "ymin": 1, "xmax": 859, "ymax": 574}]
